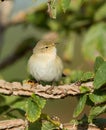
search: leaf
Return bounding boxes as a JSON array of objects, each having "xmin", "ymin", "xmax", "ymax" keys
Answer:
[
  {"xmin": 89, "ymin": 92, "xmax": 106, "ymax": 104},
  {"xmin": 61, "ymin": 0, "xmax": 71, "ymax": 12},
  {"xmin": 70, "ymin": 71, "xmax": 93, "ymax": 83},
  {"xmin": 82, "ymin": 23, "xmax": 106, "ymax": 62},
  {"xmin": 0, "ymin": 105, "xmax": 10, "ymax": 114},
  {"xmin": 41, "ymin": 121, "xmax": 57, "ymax": 130},
  {"xmin": 94, "ymin": 56, "xmax": 104, "ymax": 73},
  {"xmin": 88, "ymin": 105, "xmax": 106, "ymax": 123},
  {"xmin": 73, "ymin": 94, "xmax": 87, "ymax": 117},
  {"xmin": 26, "ymin": 13, "xmax": 36, "ymax": 24},
  {"xmin": 94, "ymin": 3, "xmax": 106, "ymax": 21},
  {"xmin": 0, "ymin": 95, "xmax": 6, "ymax": 105},
  {"xmin": 12, "ymin": 97, "xmax": 27, "ymax": 110},
  {"xmin": 26, "ymin": 95, "xmax": 46, "ymax": 122},
  {"xmin": 81, "ymin": 72, "xmax": 94, "ymax": 82},
  {"xmin": 26, "ymin": 98, "xmax": 41, "ymax": 122},
  {"xmin": 70, "ymin": 0, "xmax": 84, "ymax": 11},
  {"xmin": 94, "ymin": 62, "xmax": 106, "ymax": 89},
  {"xmin": 48, "ymin": 0, "xmax": 57, "ymax": 19},
  {"xmin": 70, "ymin": 70, "xmax": 84, "ymax": 82},
  {"xmin": 80, "ymin": 86, "xmax": 90, "ymax": 93},
  {"xmin": 31, "ymin": 94, "xmax": 46, "ymax": 109}
]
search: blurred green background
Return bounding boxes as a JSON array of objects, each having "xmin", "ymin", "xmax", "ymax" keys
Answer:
[{"xmin": 0, "ymin": 0, "xmax": 106, "ymax": 123}]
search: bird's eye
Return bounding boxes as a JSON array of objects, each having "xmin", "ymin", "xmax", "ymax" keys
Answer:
[{"xmin": 45, "ymin": 46, "xmax": 48, "ymax": 49}]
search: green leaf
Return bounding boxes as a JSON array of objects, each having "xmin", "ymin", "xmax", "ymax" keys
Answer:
[
  {"xmin": 26, "ymin": 98, "xmax": 41, "ymax": 122},
  {"xmin": 94, "ymin": 56, "xmax": 104, "ymax": 73},
  {"xmin": 26, "ymin": 13, "xmax": 36, "ymax": 24},
  {"xmin": 26, "ymin": 95, "xmax": 46, "ymax": 122},
  {"xmin": 41, "ymin": 121, "xmax": 57, "ymax": 130},
  {"xmin": 89, "ymin": 92, "xmax": 106, "ymax": 104},
  {"xmin": 81, "ymin": 72, "xmax": 94, "ymax": 82},
  {"xmin": 88, "ymin": 105, "xmax": 106, "ymax": 123},
  {"xmin": 0, "ymin": 105, "xmax": 10, "ymax": 115},
  {"xmin": 94, "ymin": 62, "xmax": 106, "ymax": 89},
  {"xmin": 80, "ymin": 86, "xmax": 90, "ymax": 93},
  {"xmin": 31, "ymin": 94, "xmax": 46, "ymax": 109},
  {"xmin": 94, "ymin": 3, "xmax": 106, "ymax": 21},
  {"xmin": 49, "ymin": 0, "xmax": 57, "ymax": 19},
  {"xmin": 70, "ymin": 0, "xmax": 84, "ymax": 11},
  {"xmin": 70, "ymin": 70, "xmax": 84, "ymax": 82},
  {"xmin": 73, "ymin": 94, "xmax": 87, "ymax": 117},
  {"xmin": 82, "ymin": 23, "xmax": 106, "ymax": 62},
  {"xmin": 12, "ymin": 97, "xmax": 27, "ymax": 110},
  {"xmin": 61, "ymin": 0, "xmax": 71, "ymax": 12}
]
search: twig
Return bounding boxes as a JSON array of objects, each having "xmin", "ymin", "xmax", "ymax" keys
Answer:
[
  {"xmin": 0, "ymin": 79, "xmax": 94, "ymax": 99},
  {"xmin": 0, "ymin": 119, "xmax": 28, "ymax": 130}
]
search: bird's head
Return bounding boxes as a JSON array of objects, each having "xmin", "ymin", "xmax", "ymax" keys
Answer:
[{"xmin": 33, "ymin": 39, "xmax": 57, "ymax": 56}]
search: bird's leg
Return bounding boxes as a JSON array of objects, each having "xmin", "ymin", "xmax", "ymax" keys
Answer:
[
  {"xmin": 52, "ymin": 80, "xmax": 59, "ymax": 86},
  {"xmin": 46, "ymin": 80, "xmax": 58, "ymax": 94}
]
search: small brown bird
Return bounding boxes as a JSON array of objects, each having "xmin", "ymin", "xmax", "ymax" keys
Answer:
[{"xmin": 28, "ymin": 39, "xmax": 63, "ymax": 82}]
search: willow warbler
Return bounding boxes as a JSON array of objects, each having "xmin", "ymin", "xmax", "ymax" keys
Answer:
[{"xmin": 28, "ymin": 39, "xmax": 63, "ymax": 82}]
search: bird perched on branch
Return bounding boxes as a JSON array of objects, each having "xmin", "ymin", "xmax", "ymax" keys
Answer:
[{"xmin": 28, "ymin": 39, "xmax": 63, "ymax": 82}]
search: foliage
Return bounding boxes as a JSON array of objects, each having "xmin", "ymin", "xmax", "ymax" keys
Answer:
[
  {"xmin": 26, "ymin": 94, "xmax": 46, "ymax": 122},
  {"xmin": 73, "ymin": 56, "xmax": 106, "ymax": 124},
  {"xmin": 82, "ymin": 23, "xmax": 106, "ymax": 61},
  {"xmin": 0, "ymin": 56, "xmax": 105, "ymax": 129},
  {"xmin": 25, "ymin": 0, "xmax": 106, "ymax": 64},
  {"xmin": 0, "ymin": 0, "xmax": 106, "ymax": 129},
  {"xmin": 94, "ymin": 61, "xmax": 106, "ymax": 89},
  {"xmin": 73, "ymin": 94, "xmax": 87, "ymax": 118}
]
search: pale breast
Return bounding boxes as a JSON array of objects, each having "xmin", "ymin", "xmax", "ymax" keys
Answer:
[{"xmin": 28, "ymin": 54, "xmax": 63, "ymax": 81}]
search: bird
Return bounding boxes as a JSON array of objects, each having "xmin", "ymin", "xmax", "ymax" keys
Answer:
[{"xmin": 28, "ymin": 39, "xmax": 63, "ymax": 82}]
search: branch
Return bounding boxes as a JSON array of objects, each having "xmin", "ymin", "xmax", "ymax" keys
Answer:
[
  {"xmin": 0, "ymin": 37, "xmax": 36, "ymax": 70},
  {"xmin": 0, "ymin": 119, "xmax": 103, "ymax": 130},
  {"xmin": 63, "ymin": 123, "xmax": 102, "ymax": 130},
  {"xmin": 0, "ymin": 80, "xmax": 105, "ymax": 130},
  {"xmin": 0, "ymin": 79, "xmax": 93, "ymax": 99},
  {"xmin": 0, "ymin": 119, "xmax": 28, "ymax": 130}
]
